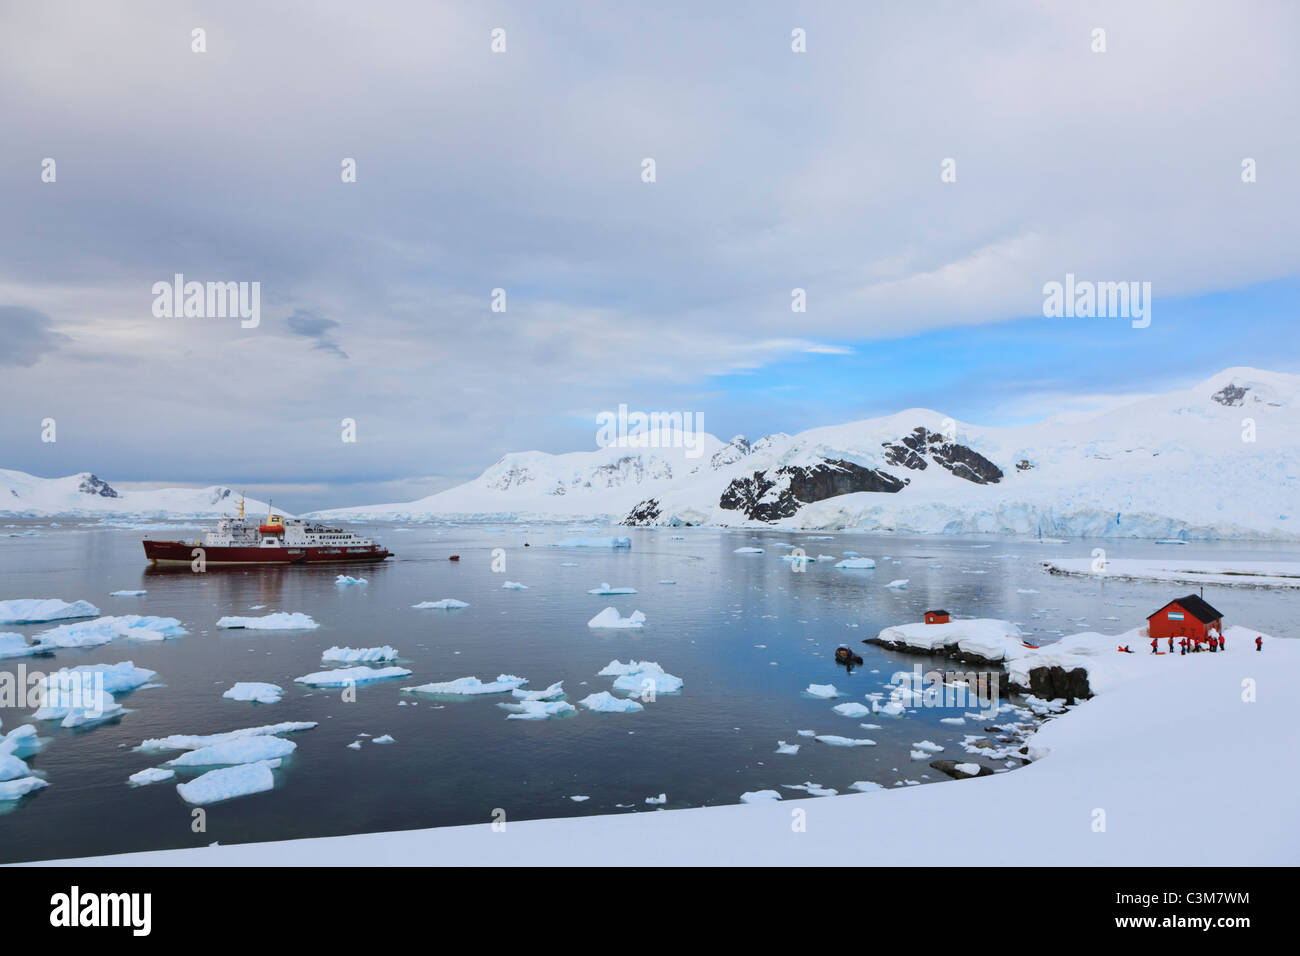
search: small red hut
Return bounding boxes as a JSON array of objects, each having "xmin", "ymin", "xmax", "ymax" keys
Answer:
[
  {"xmin": 1146, "ymin": 594, "xmax": 1224, "ymax": 643},
  {"xmin": 924, "ymin": 609, "xmax": 950, "ymax": 625}
]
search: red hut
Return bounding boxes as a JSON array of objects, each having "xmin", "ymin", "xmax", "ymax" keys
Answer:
[
  {"xmin": 1146, "ymin": 594, "xmax": 1224, "ymax": 644},
  {"xmin": 924, "ymin": 609, "xmax": 950, "ymax": 625}
]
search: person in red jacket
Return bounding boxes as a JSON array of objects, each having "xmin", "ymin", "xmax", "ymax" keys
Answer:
[
  {"xmin": 1256, "ymin": 635, "xmax": 1263, "ymax": 652},
  {"xmin": 1150, "ymin": 637, "xmax": 1159, "ymax": 654},
  {"xmin": 1167, "ymin": 636, "xmax": 1174, "ymax": 652}
]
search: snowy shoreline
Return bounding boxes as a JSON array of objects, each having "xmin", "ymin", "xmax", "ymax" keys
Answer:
[{"xmin": 22, "ymin": 624, "xmax": 1296, "ymax": 867}]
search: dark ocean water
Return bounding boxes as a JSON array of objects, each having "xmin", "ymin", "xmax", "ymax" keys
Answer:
[{"xmin": 1, "ymin": 518, "xmax": 1294, "ymax": 863}]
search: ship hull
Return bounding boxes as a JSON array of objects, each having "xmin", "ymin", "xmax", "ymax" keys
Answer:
[{"xmin": 143, "ymin": 540, "xmax": 391, "ymax": 566}]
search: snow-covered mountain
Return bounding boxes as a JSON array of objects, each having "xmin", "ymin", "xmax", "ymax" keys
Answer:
[
  {"xmin": 312, "ymin": 367, "xmax": 1300, "ymax": 540},
  {"xmin": 0, "ymin": 470, "xmax": 277, "ymax": 518}
]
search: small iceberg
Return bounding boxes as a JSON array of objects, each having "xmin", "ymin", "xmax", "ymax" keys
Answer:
[
  {"xmin": 322, "ymin": 645, "xmax": 399, "ymax": 664},
  {"xmin": 831, "ymin": 702, "xmax": 870, "ymax": 718},
  {"xmin": 137, "ymin": 721, "xmax": 317, "ymax": 754},
  {"xmin": 335, "ymin": 575, "xmax": 368, "ymax": 587},
  {"xmin": 499, "ymin": 700, "xmax": 576, "ymax": 720},
  {"xmin": 373, "ymin": 734, "xmax": 395, "ymax": 744},
  {"xmin": 645, "ymin": 793, "xmax": 667, "ymax": 805},
  {"xmin": 598, "ymin": 660, "xmax": 683, "ymax": 695},
  {"xmin": 588, "ymin": 583, "xmax": 637, "ymax": 595},
  {"xmin": 578, "ymin": 691, "xmax": 644, "ymax": 713},
  {"xmin": 0, "ymin": 633, "xmax": 38, "ymax": 659},
  {"xmin": 0, "ymin": 598, "xmax": 100, "ymax": 625},
  {"xmin": 849, "ymin": 781, "xmax": 884, "ymax": 792},
  {"xmin": 165, "ymin": 736, "xmax": 296, "ymax": 767},
  {"xmin": 294, "ymin": 666, "xmax": 411, "ymax": 688},
  {"xmin": 128, "ymin": 767, "xmax": 174, "ymax": 786},
  {"xmin": 834, "ymin": 558, "xmax": 876, "ymax": 569},
  {"xmin": 885, "ymin": 579, "xmax": 909, "ymax": 589},
  {"xmin": 0, "ymin": 776, "xmax": 49, "ymax": 801},
  {"xmin": 501, "ymin": 581, "xmax": 529, "ymax": 590},
  {"xmin": 176, "ymin": 760, "xmax": 278, "ymax": 805},
  {"xmin": 512, "ymin": 681, "xmax": 564, "ymax": 701},
  {"xmin": 550, "ymin": 536, "xmax": 632, "ymax": 549},
  {"xmin": 412, "ymin": 599, "xmax": 469, "ymax": 610},
  {"xmin": 733, "ymin": 547, "xmax": 764, "ymax": 554},
  {"xmin": 815, "ymin": 735, "xmax": 876, "ymax": 747},
  {"xmin": 34, "ymin": 615, "xmax": 186, "ymax": 649},
  {"xmin": 804, "ymin": 683, "xmax": 838, "ymax": 699},
  {"xmin": 223, "ymin": 682, "xmax": 284, "ymax": 704},
  {"xmin": 588, "ymin": 607, "xmax": 646, "ymax": 629},
  {"xmin": 404, "ymin": 675, "xmax": 527, "ymax": 696},
  {"xmin": 216, "ymin": 612, "xmax": 318, "ymax": 630},
  {"xmin": 774, "ymin": 740, "xmax": 800, "ymax": 755},
  {"xmin": 109, "ymin": 590, "xmax": 147, "ymax": 597},
  {"xmin": 740, "ymin": 790, "xmax": 782, "ymax": 804}
]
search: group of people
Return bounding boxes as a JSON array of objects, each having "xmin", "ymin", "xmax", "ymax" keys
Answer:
[{"xmin": 1135, "ymin": 634, "xmax": 1266, "ymax": 655}]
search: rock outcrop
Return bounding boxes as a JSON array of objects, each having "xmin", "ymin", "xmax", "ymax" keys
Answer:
[{"xmin": 719, "ymin": 459, "xmax": 907, "ymax": 522}]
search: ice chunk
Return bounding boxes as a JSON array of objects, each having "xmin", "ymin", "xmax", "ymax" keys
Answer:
[
  {"xmin": 322, "ymin": 645, "xmax": 399, "ymax": 663},
  {"xmin": 0, "ymin": 598, "xmax": 100, "ymax": 625},
  {"xmin": 223, "ymin": 682, "xmax": 283, "ymax": 704},
  {"xmin": 834, "ymin": 558, "xmax": 876, "ymax": 569},
  {"xmin": 645, "ymin": 793, "xmax": 667, "ymax": 805},
  {"xmin": 588, "ymin": 607, "xmax": 646, "ymax": 629},
  {"xmin": 550, "ymin": 536, "xmax": 632, "ymax": 549},
  {"xmin": 598, "ymin": 660, "xmax": 682, "ymax": 694},
  {"xmin": 588, "ymin": 583, "xmax": 637, "ymax": 595},
  {"xmin": 775, "ymin": 740, "xmax": 800, "ymax": 755},
  {"xmin": 501, "ymin": 581, "xmax": 529, "ymax": 590},
  {"xmin": 0, "ymin": 753, "xmax": 32, "ymax": 782},
  {"xmin": 849, "ymin": 781, "xmax": 884, "ymax": 792},
  {"xmin": 294, "ymin": 666, "xmax": 411, "ymax": 687},
  {"xmin": 411, "ymin": 599, "xmax": 469, "ymax": 610},
  {"xmin": 165, "ymin": 736, "xmax": 296, "ymax": 767},
  {"xmin": 137, "ymin": 721, "xmax": 317, "ymax": 753},
  {"xmin": 175, "ymin": 760, "xmax": 278, "ymax": 805},
  {"xmin": 404, "ymin": 674, "xmax": 527, "ymax": 696},
  {"xmin": 805, "ymin": 683, "xmax": 838, "ymax": 699},
  {"xmin": 372, "ymin": 734, "xmax": 395, "ymax": 744},
  {"xmin": 832, "ymin": 702, "xmax": 870, "ymax": 718},
  {"xmin": 512, "ymin": 681, "xmax": 564, "ymax": 701},
  {"xmin": 733, "ymin": 547, "xmax": 765, "ymax": 554},
  {"xmin": 500, "ymin": 700, "xmax": 576, "ymax": 720},
  {"xmin": 0, "ymin": 633, "xmax": 38, "ymax": 659},
  {"xmin": 0, "ymin": 776, "xmax": 48, "ymax": 800},
  {"xmin": 885, "ymin": 579, "xmax": 909, "ymax": 589},
  {"xmin": 109, "ymin": 590, "xmax": 147, "ymax": 597},
  {"xmin": 217, "ymin": 612, "xmax": 318, "ymax": 630},
  {"xmin": 912, "ymin": 740, "xmax": 944, "ymax": 753},
  {"xmin": 128, "ymin": 767, "xmax": 175, "ymax": 786},
  {"xmin": 34, "ymin": 615, "xmax": 186, "ymax": 649},
  {"xmin": 795, "ymin": 729, "xmax": 816, "ymax": 737},
  {"xmin": 815, "ymin": 735, "xmax": 876, "ymax": 747},
  {"xmin": 334, "ymin": 575, "xmax": 368, "ymax": 587},
  {"xmin": 783, "ymin": 781, "xmax": 838, "ymax": 796},
  {"xmin": 740, "ymin": 789, "xmax": 782, "ymax": 804},
  {"xmin": 578, "ymin": 691, "xmax": 644, "ymax": 713}
]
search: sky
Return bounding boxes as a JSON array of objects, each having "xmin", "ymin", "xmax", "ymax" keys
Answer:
[{"xmin": 1, "ymin": 0, "xmax": 1298, "ymax": 511}]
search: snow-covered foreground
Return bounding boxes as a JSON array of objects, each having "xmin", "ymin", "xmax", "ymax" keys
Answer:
[{"xmin": 34, "ymin": 628, "xmax": 1298, "ymax": 866}]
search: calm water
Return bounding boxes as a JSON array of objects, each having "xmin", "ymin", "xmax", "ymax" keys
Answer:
[{"xmin": 1, "ymin": 518, "xmax": 1295, "ymax": 863}]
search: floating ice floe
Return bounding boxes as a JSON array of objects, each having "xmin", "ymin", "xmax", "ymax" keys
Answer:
[
  {"xmin": 940, "ymin": 717, "xmax": 967, "ymax": 725},
  {"xmin": 499, "ymin": 699, "xmax": 576, "ymax": 720},
  {"xmin": 659, "ymin": 579, "xmax": 676, "ymax": 585},
  {"xmin": 411, "ymin": 599, "xmax": 469, "ymax": 610},
  {"xmin": 646, "ymin": 793, "xmax": 667, "ymax": 805},
  {"xmin": 578, "ymin": 691, "xmax": 644, "ymax": 713},
  {"xmin": 37, "ymin": 662, "xmax": 157, "ymax": 696},
  {"xmin": 795, "ymin": 729, "xmax": 816, "ymax": 737},
  {"xmin": 165, "ymin": 735, "xmax": 297, "ymax": 767},
  {"xmin": 849, "ymin": 781, "xmax": 884, "ymax": 792},
  {"xmin": 598, "ymin": 660, "xmax": 683, "ymax": 694},
  {"xmin": 34, "ymin": 615, "xmax": 186, "ymax": 649},
  {"xmin": 588, "ymin": 583, "xmax": 637, "ymax": 595},
  {"xmin": 0, "ymin": 775, "xmax": 48, "ymax": 801},
  {"xmin": 912, "ymin": 740, "xmax": 944, "ymax": 753},
  {"xmin": 0, "ymin": 633, "xmax": 38, "ymax": 659},
  {"xmin": 740, "ymin": 790, "xmax": 782, "ymax": 804},
  {"xmin": 217, "ymin": 612, "xmax": 318, "ymax": 630},
  {"xmin": 404, "ymin": 674, "xmax": 527, "ymax": 696},
  {"xmin": 835, "ymin": 558, "xmax": 876, "ymax": 569},
  {"xmin": 909, "ymin": 750, "xmax": 930, "ymax": 760},
  {"xmin": 550, "ymin": 536, "xmax": 632, "ymax": 549},
  {"xmin": 128, "ymin": 767, "xmax": 175, "ymax": 786},
  {"xmin": 569, "ymin": 795, "xmax": 590, "ymax": 802},
  {"xmin": 32, "ymin": 687, "xmax": 125, "ymax": 729},
  {"xmin": 0, "ymin": 598, "xmax": 100, "ymax": 625},
  {"xmin": 784, "ymin": 781, "xmax": 838, "ymax": 796},
  {"xmin": 373, "ymin": 734, "xmax": 395, "ymax": 744},
  {"xmin": 176, "ymin": 760, "xmax": 279, "ymax": 805},
  {"xmin": 223, "ymin": 682, "xmax": 284, "ymax": 704},
  {"xmin": 831, "ymin": 702, "xmax": 871, "ymax": 718},
  {"xmin": 109, "ymin": 590, "xmax": 147, "ymax": 597},
  {"xmin": 733, "ymin": 547, "xmax": 764, "ymax": 554},
  {"xmin": 588, "ymin": 607, "xmax": 646, "ymax": 629},
  {"xmin": 294, "ymin": 666, "xmax": 411, "ymax": 688},
  {"xmin": 815, "ymin": 735, "xmax": 876, "ymax": 747},
  {"xmin": 885, "ymin": 579, "xmax": 909, "ymax": 589},
  {"xmin": 322, "ymin": 645, "xmax": 399, "ymax": 664},
  {"xmin": 501, "ymin": 581, "xmax": 529, "ymax": 590},
  {"xmin": 512, "ymin": 681, "xmax": 564, "ymax": 701},
  {"xmin": 335, "ymin": 575, "xmax": 367, "ymax": 587},
  {"xmin": 804, "ymin": 683, "xmax": 838, "ymax": 699},
  {"xmin": 137, "ymin": 721, "xmax": 317, "ymax": 754},
  {"xmin": 775, "ymin": 740, "xmax": 800, "ymax": 755}
]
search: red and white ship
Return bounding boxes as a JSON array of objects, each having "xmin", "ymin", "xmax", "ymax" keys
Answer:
[{"xmin": 143, "ymin": 499, "xmax": 391, "ymax": 566}]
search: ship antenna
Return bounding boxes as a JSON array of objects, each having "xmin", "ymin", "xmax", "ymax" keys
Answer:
[{"xmin": 238, "ymin": 492, "xmax": 245, "ymax": 520}]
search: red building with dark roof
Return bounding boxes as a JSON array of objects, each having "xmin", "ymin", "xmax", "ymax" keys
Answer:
[{"xmin": 1146, "ymin": 595, "xmax": 1224, "ymax": 643}]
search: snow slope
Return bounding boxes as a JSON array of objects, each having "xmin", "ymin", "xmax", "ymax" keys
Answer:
[
  {"xmin": 35, "ymin": 625, "xmax": 1298, "ymax": 866},
  {"xmin": 0, "ymin": 471, "xmax": 278, "ymax": 518},
  {"xmin": 306, "ymin": 367, "xmax": 1300, "ymax": 540}
]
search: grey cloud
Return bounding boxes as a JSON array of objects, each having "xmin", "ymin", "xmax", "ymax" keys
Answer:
[
  {"xmin": 0, "ymin": 306, "xmax": 69, "ymax": 367},
  {"xmin": 286, "ymin": 309, "xmax": 348, "ymax": 359}
]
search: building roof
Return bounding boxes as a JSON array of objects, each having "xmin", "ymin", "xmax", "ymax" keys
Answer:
[
  {"xmin": 1147, "ymin": 594, "xmax": 1223, "ymax": 624},
  {"xmin": 926, "ymin": 609, "xmax": 949, "ymax": 616}
]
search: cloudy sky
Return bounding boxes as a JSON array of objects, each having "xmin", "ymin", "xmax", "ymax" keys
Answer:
[{"xmin": 2, "ymin": 0, "xmax": 1298, "ymax": 510}]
